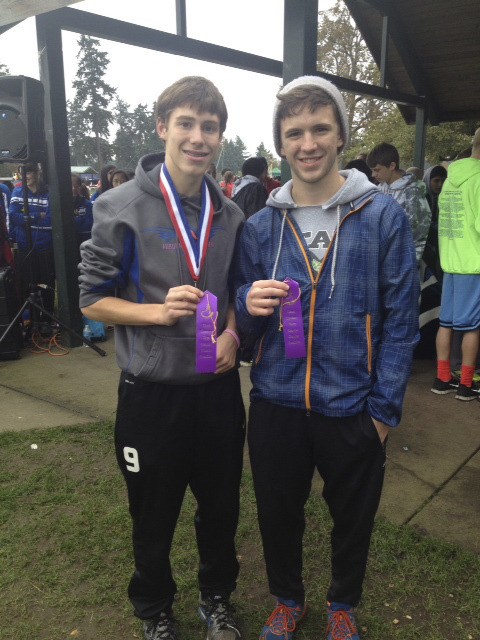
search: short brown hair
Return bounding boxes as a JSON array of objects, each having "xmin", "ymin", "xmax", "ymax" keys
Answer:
[
  {"xmin": 155, "ymin": 76, "xmax": 228, "ymax": 134},
  {"xmin": 366, "ymin": 142, "xmax": 400, "ymax": 171}
]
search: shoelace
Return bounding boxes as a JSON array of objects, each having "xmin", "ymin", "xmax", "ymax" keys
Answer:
[
  {"xmin": 265, "ymin": 603, "xmax": 300, "ymax": 635},
  {"xmin": 145, "ymin": 612, "xmax": 176, "ymax": 640},
  {"xmin": 204, "ymin": 599, "xmax": 237, "ymax": 631},
  {"xmin": 326, "ymin": 610, "xmax": 358, "ymax": 640}
]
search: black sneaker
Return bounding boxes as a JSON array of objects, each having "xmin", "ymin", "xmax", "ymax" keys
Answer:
[
  {"xmin": 455, "ymin": 382, "xmax": 480, "ymax": 402},
  {"xmin": 198, "ymin": 594, "xmax": 242, "ymax": 639},
  {"xmin": 143, "ymin": 611, "xmax": 178, "ymax": 640},
  {"xmin": 431, "ymin": 377, "xmax": 458, "ymax": 394}
]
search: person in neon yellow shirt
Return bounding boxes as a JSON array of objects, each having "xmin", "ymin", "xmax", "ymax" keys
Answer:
[{"xmin": 431, "ymin": 128, "xmax": 480, "ymax": 401}]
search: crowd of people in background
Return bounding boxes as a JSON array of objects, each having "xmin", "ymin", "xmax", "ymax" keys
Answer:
[{"xmin": 0, "ymin": 162, "xmax": 134, "ymax": 338}]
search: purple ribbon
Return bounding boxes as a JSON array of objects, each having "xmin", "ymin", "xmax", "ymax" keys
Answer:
[
  {"xmin": 196, "ymin": 291, "xmax": 218, "ymax": 373},
  {"xmin": 281, "ymin": 278, "xmax": 306, "ymax": 359}
]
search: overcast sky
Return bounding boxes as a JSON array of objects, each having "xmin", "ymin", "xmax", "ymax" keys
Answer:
[{"xmin": 0, "ymin": 0, "xmax": 335, "ymax": 157}]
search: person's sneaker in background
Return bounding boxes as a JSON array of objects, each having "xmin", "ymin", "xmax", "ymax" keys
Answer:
[
  {"xmin": 431, "ymin": 377, "xmax": 458, "ymax": 394},
  {"xmin": 455, "ymin": 382, "xmax": 480, "ymax": 401}
]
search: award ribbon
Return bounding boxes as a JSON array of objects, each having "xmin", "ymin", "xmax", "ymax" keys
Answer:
[
  {"xmin": 159, "ymin": 163, "xmax": 214, "ymax": 282},
  {"xmin": 280, "ymin": 278, "xmax": 306, "ymax": 359},
  {"xmin": 196, "ymin": 291, "xmax": 218, "ymax": 373}
]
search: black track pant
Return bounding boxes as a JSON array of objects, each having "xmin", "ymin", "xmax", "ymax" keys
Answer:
[
  {"xmin": 115, "ymin": 370, "xmax": 245, "ymax": 620},
  {"xmin": 248, "ymin": 401, "xmax": 386, "ymax": 607}
]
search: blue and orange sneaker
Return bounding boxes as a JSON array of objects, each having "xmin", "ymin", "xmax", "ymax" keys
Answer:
[
  {"xmin": 259, "ymin": 598, "xmax": 306, "ymax": 639},
  {"xmin": 325, "ymin": 602, "xmax": 360, "ymax": 639}
]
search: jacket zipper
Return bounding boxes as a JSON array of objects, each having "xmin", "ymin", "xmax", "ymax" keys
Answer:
[
  {"xmin": 284, "ymin": 201, "xmax": 372, "ymax": 412},
  {"xmin": 365, "ymin": 313, "xmax": 374, "ymax": 374}
]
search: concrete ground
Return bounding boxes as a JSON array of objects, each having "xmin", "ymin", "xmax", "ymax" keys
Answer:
[{"xmin": 1, "ymin": 334, "xmax": 479, "ymax": 554}]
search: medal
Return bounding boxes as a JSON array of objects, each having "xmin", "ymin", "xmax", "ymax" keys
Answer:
[{"xmin": 159, "ymin": 163, "xmax": 214, "ymax": 282}]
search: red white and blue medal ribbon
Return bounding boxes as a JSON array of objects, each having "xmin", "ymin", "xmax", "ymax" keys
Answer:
[{"xmin": 159, "ymin": 163, "xmax": 214, "ymax": 282}]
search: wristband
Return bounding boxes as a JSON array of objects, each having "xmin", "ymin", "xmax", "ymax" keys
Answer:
[{"xmin": 223, "ymin": 328, "xmax": 240, "ymax": 349}]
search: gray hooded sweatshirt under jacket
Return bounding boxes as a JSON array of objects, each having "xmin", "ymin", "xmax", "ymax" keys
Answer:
[
  {"xmin": 78, "ymin": 153, "xmax": 244, "ymax": 385},
  {"xmin": 265, "ymin": 168, "xmax": 379, "ymax": 288}
]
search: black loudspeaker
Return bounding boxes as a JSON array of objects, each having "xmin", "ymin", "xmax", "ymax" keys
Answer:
[
  {"xmin": 0, "ymin": 75, "xmax": 45, "ymax": 163},
  {"xmin": 0, "ymin": 266, "xmax": 22, "ymax": 360}
]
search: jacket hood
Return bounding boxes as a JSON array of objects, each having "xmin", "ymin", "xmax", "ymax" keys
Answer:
[
  {"xmin": 266, "ymin": 168, "xmax": 378, "ymax": 211},
  {"xmin": 135, "ymin": 152, "xmax": 226, "ymax": 211},
  {"xmin": 422, "ymin": 165, "xmax": 447, "ymax": 216},
  {"xmin": 385, "ymin": 172, "xmax": 423, "ymax": 193},
  {"xmin": 232, "ymin": 174, "xmax": 261, "ymax": 197},
  {"xmin": 445, "ymin": 157, "xmax": 480, "ymax": 188},
  {"xmin": 422, "ymin": 166, "xmax": 435, "ymax": 200}
]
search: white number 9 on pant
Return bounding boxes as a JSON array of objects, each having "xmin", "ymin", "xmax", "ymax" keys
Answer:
[{"xmin": 123, "ymin": 446, "xmax": 140, "ymax": 473}]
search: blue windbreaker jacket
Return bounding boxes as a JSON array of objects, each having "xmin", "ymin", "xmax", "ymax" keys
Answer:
[
  {"xmin": 235, "ymin": 171, "xmax": 419, "ymax": 427},
  {"xmin": 8, "ymin": 186, "xmax": 52, "ymax": 251}
]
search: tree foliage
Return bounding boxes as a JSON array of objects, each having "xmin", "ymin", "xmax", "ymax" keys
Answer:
[
  {"xmin": 256, "ymin": 142, "xmax": 278, "ymax": 171},
  {"xmin": 111, "ymin": 100, "xmax": 160, "ymax": 169},
  {"xmin": 68, "ymin": 35, "xmax": 117, "ymax": 168},
  {"xmin": 318, "ymin": 0, "xmax": 479, "ymax": 167},
  {"xmin": 347, "ymin": 109, "xmax": 478, "ymax": 167},
  {"xmin": 0, "ymin": 64, "xmax": 10, "ymax": 76},
  {"xmin": 317, "ymin": 2, "xmax": 391, "ymax": 142},
  {"xmin": 218, "ymin": 136, "xmax": 249, "ymax": 174}
]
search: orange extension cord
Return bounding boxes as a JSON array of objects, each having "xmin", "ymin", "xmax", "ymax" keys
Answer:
[{"xmin": 29, "ymin": 329, "xmax": 70, "ymax": 357}]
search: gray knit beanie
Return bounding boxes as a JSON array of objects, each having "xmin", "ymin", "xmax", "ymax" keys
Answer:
[{"xmin": 272, "ymin": 75, "xmax": 349, "ymax": 156}]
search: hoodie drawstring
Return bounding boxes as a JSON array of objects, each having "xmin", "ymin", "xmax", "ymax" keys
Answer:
[
  {"xmin": 271, "ymin": 209, "xmax": 288, "ymax": 281},
  {"xmin": 328, "ymin": 204, "xmax": 341, "ymax": 299}
]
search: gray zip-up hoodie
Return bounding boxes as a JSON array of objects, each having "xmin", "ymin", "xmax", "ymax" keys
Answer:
[{"xmin": 78, "ymin": 153, "xmax": 244, "ymax": 384}]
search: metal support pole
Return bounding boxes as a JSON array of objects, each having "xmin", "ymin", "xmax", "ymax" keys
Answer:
[
  {"xmin": 380, "ymin": 15, "xmax": 389, "ymax": 87},
  {"xmin": 36, "ymin": 13, "xmax": 83, "ymax": 347},
  {"xmin": 414, "ymin": 106, "xmax": 427, "ymax": 170},
  {"xmin": 283, "ymin": 0, "xmax": 318, "ymax": 83},
  {"xmin": 175, "ymin": 0, "xmax": 187, "ymax": 37},
  {"xmin": 281, "ymin": 0, "xmax": 318, "ymax": 180}
]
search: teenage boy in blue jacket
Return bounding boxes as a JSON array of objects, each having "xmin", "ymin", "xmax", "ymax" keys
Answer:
[{"xmin": 235, "ymin": 76, "xmax": 419, "ymax": 640}]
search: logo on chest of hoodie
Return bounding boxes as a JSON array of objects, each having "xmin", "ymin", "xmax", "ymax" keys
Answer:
[
  {"xmin": 143, "ymin": 225, "xmax": 225, "ymax": 252},
  {"xmin": 303, "ymin": 229, "xmax": 332, "ymax": 251}
]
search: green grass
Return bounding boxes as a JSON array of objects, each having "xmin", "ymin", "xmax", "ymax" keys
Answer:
[{"xmin": 0, "ymin": 422, "xmax": 479, "ymax": 640}]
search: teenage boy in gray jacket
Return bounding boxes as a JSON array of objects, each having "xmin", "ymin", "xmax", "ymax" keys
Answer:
[{"xmin": 79, "ymin": 76, "xmax": 245, "ymax": 640}]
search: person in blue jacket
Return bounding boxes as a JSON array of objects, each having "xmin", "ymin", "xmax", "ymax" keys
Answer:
[
  {"xmin": 8, "ymin": 163, "xmax": 55, "ymax": 316},
  {"xmin": 235, "ymin": 76, "xmax": 419, "ymax": 640}
]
